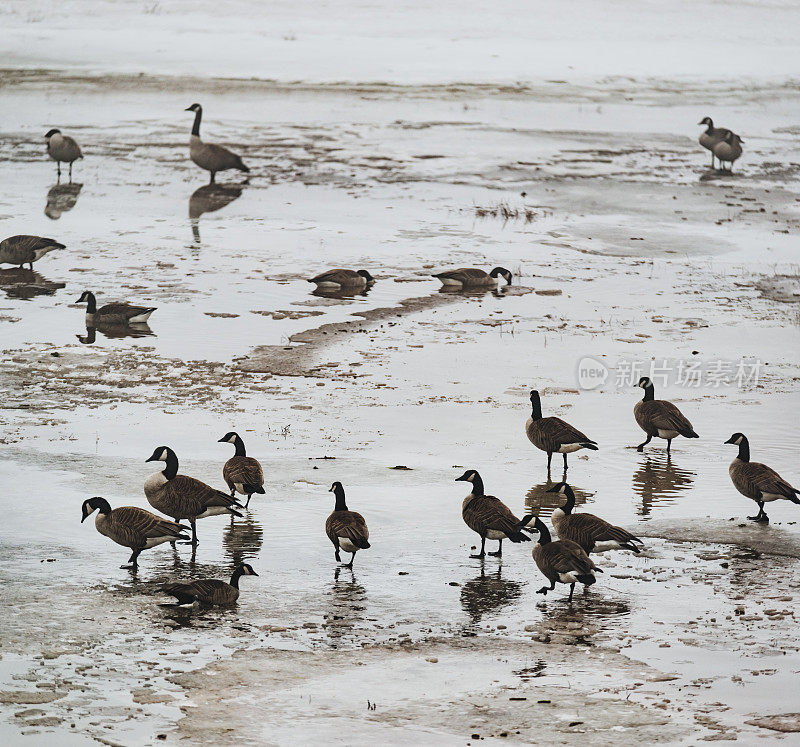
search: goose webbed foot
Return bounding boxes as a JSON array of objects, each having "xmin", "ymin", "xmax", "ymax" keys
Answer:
[
  {"xmin": 536, "ymin": 586, "xmax": 549, "ymax": 595},
  {"xmin": 487, "ymin": 551, "xmax": 502, "ymax": 557},
  {"xmin": 470, "ymin": 553, "xmax": 486, "ymax": 559},
  {"xmin": 636, "ymin": 435, "xmax": 652, "ymax": 452},
  {"xmin": 748, "ymin": 512, "xmax": 769, "ymax": 523},
  {"xmin": 335, "ymin": 550, "xmax": 341, "ymax": 563},
  {"xmin": 345, "ymin": 553, "xmax": 356, "ymax": 569}
]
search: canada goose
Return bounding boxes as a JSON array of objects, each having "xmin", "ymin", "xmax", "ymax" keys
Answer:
[
  {"xmin": 547, "ymin": 482, "xmax": 643, "ymax": 554},
  {"xmin": 76, "ymin": 290, "xmax": 156, "ymax": 326},
  {"xmin": 218, "ymin": 431, "xmax": 265, "ymax": 507},
  {"xmin": 455, "ymin": 469, "xmax": 532, "ymax": 557},
  {"xmin": 634, "ymin": 377, "xmax": 698, "ymax": 453},
  {"xmin": 81, "ymin": 496, "xmax": 189, "ymax": 568},
  {"xmin": 0, "ymin": 235, "xmax": 63, "ymax": 270},
  {"xmin": 525, "ymin": 390, "xmax": 598, "ymax": 471},
  {"xmin": 308, "ymin": 269, "xmax": 375, "ymax": 290},
  {"xmin": 697, "ymin": 117, "xmax": 731, "ymax": 169},
  {"xmin": 45, "ymin": 129, "xmax": 83, "ymax": 179},
  {"xmin": 432, "ymin": 267, "xmax": 512, "ymax": 289},
  {"xmin": 185, "ymin": 104, "xmax": 249, "ymax": 184},
  {"xmin": 326, "ymin": 482, "xmax": 370, "ymax": 568},
  {"xmin": 162, "ymin": 563, "xmax": 258, "ymax": 606},
  {"xmin": 713, "ymin": 131, "xmax": 743, "ymax": 172},
  {"xmin": 144, "ymin": 446, "xmax": 243, "ymax": 545},
  {"xmin": 725, "ymin": 433, "xmax": 799, "ymax": 522},
  {"xmin": 527, "ymin": 516, "xmax": 600, "ymax": 602}
]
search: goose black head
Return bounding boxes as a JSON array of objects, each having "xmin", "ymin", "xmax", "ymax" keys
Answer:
[
  {"xmin": 724, "ymin": 432, "xmax": 747, "ymax": 446},
  {"xmin": 76, "ymin": 290, "xmax": 93, "ymax": 304},
  {"xmin": 546, "ymin": 481, "xmax": 572, "ymax": 496},
  {"xmin": 185, "ymin": 103, "xmax": 202, "ymax": 112},
  {"xmin": 218, "ymin": 431, "xmax": 239, "ymax": 444},
  {"xmin": 329, "ymin": 481, "xmax": 346, "ymax": 495},
  {"xmin": 455, "ymin": 469, "xmax": 480, "ymax": 483},
  {"xmin": 357, "ymin": 269, "xmax": 375, "ymax": 282},
  {"xmin": 81, "ymin": 496, "xmax": 111, "ymax": 522},
  {"xmin": 45, "ymin": 128, "xmax": 61, "ymax": 140},
  {"xmin": 236, "ymin": 563, "xmax": 259, "ymax": 577},
  {"xmin": 530, "ymin": 389, "xmax": 539, "ymax": 401},
  {"xmin": 698, "ymin": 117, "xmax": 713, "ymax": 127},
  {"xmin": 637, "ymin": 376, "xmax": 652, "ymax": 389},
  {"xmin": 489, "ymin": 267, "xmax": 513, "ymax": 285},
  {"xmin": 145, "ymin": 446, "xmax": 172, "ymax": 463}
]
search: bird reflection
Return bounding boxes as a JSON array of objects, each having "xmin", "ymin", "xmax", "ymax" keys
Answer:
[
  {"xmin": 324, "ymin": 566, "xmax": 367, "ymax": 644},
  {"xmin": 311, "ymin": 286, "xmax": 373, "ymax": 300},
  {"xmin": 189, "ymin": 183, "xmax": 243, "ymax": 244},
  {"xmin": 222, "ymin": 515, "xmax": 263, "ymax": 567},
  {"xmin": 533, "ymin": 595, "xmax": 631, "ymax": 642},
  {"xmin": 632, "ymin": 455, "xmax": 695, "ymax": 519},
  {"xmin": 45, "ymin": 182, "xmax": 82, "ymax": 219},
  {"xmin": 0, "ymin": 268, "xmax": 65, "ymax": 300},
  {"xmin": 460, "ymin": 563, "xmax": 523, "ymax": 625},
  {"xmin": 526, "ymin": 471, "xmax": 592, "ymax": 520},
  {"xmin": 76, "ymin": 323, "xmax": 155, "ymax": 344}
]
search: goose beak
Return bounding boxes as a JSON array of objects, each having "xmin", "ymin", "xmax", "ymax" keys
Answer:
[
  {"xmin": 185, "ymin": 106, "xmax": 193, "ymax": 111},
  {"xmin": 251, "ymin": 570, "xmax": 259, "ymax": 576},
  {"xmin": 217, "ymin": 437, "xmax": 226, "ymax": 442},
  {"xmin": 145, "ymin": 455, "xmax": 157, "ymax": 462},
  {"xmin": 723, "ymin": 436, "xmax": 736, "ymax": 444},
  {"xmin": 80, "ymin": 513, "xmax": 88, "ymax": 523}
]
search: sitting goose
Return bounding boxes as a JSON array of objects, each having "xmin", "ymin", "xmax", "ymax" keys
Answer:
[
  {"xmin": 698, "ymin": 117, "xmax": 731, "ymax": 169},
  {"xmin": 81, "ymin": 496, "xmax": 189, "ymax": 569},
  {"xmin": 432, "ymin": 267, "xmax": 512, "ymax": 290},
  {"xmin": 713, "ymin": 131, "xmax": 743, "ymax": 172},
  {"xmin": 76, "ymin": 290, "xmax": 156, "ymax": 326},
  {"xmin": 185, "ymin": 103, "xmax": 249, "ymax": 184},
  {"xmin": 162, "ymin": 563, "xmax": 258, "ymax": 607},
  {"xmin": 528, "ymin": 516, "xmax": 600, "ymax": 602},
  {"xmin": 218, "ymin": 431, "xmax": 265, "ymax": 507},
  {"xmin": 725, "ymin": 433, "xmax": 799, "ymax": 522},
  {"xmin": 308, "ymin": 269, "xmax": 375, "ymax": 290},
  {"xmin": 144, "ymin": 446, "xmax": 243, "ymax": 545},
  {"xmin": 525, "ymin": 390, "xmax": 598, "ymax": 471},
  {"xmin": 0, "ymin": 235, "xmax": 64, "ymax": 270},
  {"xmin": 455, "ymin": 469, "xmax": 532, "ymax": 557},
  {"xmin": 634, "ymin": 377, "xmax": 698, "ymax": 453},
  {"xmin": 45, "ymin": 129, "xmax": 83, "ymax": 179},
  {"xmin": 326, "ymin": 482, "xmax": 371, "ymax": 568},
  {"xmin": 547, "ymin": 482, "xmax": 643, "ymax": 554}
]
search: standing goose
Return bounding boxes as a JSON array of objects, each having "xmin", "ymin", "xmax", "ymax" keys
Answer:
[
  {"xmin": 76, "ymin": 291, "xmax": 157, "ymax": 326},
  {"xmin": 307, "ymin": 269, "xmax": 375, "ymax": 290},
  {"xmin": 713, "ymin": 131, "xmax": 743, "ymax": 172},
  {"xmin": 185, "ymin": 104, "xmax": 249, "ymax": 184},
  {"xmin": 45, "ymin": 129, "xmax": 83, "ymax": 179},
  {"xmin": 528, "ymin": 516, "xmax": 600, "ymax": 602},
  {"xmin": 725, "ymin": 433, "xmax": 799, "ymax": 522},
  {"xmin": 525, "ymin": 390, "xmax": 598, "ymax": 471},
  {"xmin": 218, "ymin": 431, "xmax": 265, "ymax": 507},
  {"xmin": 634, "ymin": 377, "xmax": 698, "ymax": 453},
  {"xmin": 162, "ymin": 563, "xmax": 258, "ymax": 606},
  {"xmin": 0, "ymin": 235, "xmax": 64, "ymax": 270},
  {"xmin": 144, "ymin": 446, "xmax": 243, "ymax": 545},
  {"xmin": 455, "ymin": 469, "xmax": 532, "ymax": 558},
  {"xmin": 697, "ymin": 117, "xmax": 731, "ymax": 169},
  {"xmin": 81, "ymin": 497, "xmax": 189, "ymax": 569},
  {"xmin": 433, "ymin": 267, "xmax": 512, "ymax": 290},
  {"xmin": 547, "ymin": 482, "xmax": 643, "ymax": 554},
  {"xmin": 325, "ymin": 482, "xmax": 371, "ymax": 568}
]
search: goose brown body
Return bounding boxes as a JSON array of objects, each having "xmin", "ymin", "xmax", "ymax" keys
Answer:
[
  {"xmin": 713, "ymin": 132, "xmax": 743, "ymax": 171},
  {"xmin": 326, "ymin": 482, "xmax": 371, "ymax": 568},
  {"xmin": 698, "ymin": 117, "xmax": 731, "ymax": 168},
  {"xmin": 529, "ymin": 517, "xmax": 599, "ymax": 601},
  {"xmin": 186, "ymin": 104, "xmax": 249, "ymax": 184},
  {"xmin": 162, "ymin": 564, "xmax": 257, "ymax": 606},
  {"xmin": 634, "ymin": 377, "xmax": 698, "ymax": 453},
  {"xmin": 77, "ymin": 291, "xmax": 156, "ymax": 326},
  {"xmin": 0, "ymin": 235, "xmax": 64, "ymax": 269},
  {"xmin": 525, "ymin": 390, "xmax": 597, "ymax": 470},
  {"xmin": 433, "ymin": 267, "xmax": 512, "ymax": 289},
  {"xmin": 308, "ymin": 269, "xmax": 374, "ymax": 289},
  {"xmin": 219, "ymin": 432, "xmax": 265, "ymax": 507}
]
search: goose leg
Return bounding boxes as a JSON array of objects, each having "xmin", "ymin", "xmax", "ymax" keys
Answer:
[
  {"xmin": 57, "ymin": 162, "xmax": 61, "ymax": 178},
  {"xmin": 346, "ymin": 552, "xmax": 356, "ymax": 569},
  {"xmin": 245, "ymin": 493, "xmax": 252, "ymax": 508},
  {"xmin": 666, "ymin": 438, "xmax": 672, "ymax": 454},
  {"xmin": 190, "ymin": 519, "xmax": 198, "ymax": 545},
  {"xmin": 335, "ymin": 548, "xmax": 341, "ymax": 563},
  {"xmin": 563, "ymin": 452, "xmax": 568, "ymax": 470},
  {"xmin": 209, "ymin": 172, "xmax": 215, "ymax": 185},
  {"xmin": 568, "ymin": 583, "xmax": 576, "ymax": 602},
  {"xmin": 69, "ymin": 162, "xmax": 73, "ymax": 181},
  {"xmin": 470, "ymin": 536, "xmax": 486, "ymax": 559},
  {"xmin": 488, "ymin": 539, "xmax": 503, "ymax": 557},
  {"xmin": 636, "ymin": 435, "xmax": 652, "ymax": 452},
  {"xmin": 122, "ymin": 549, "xmax": 141, "ymax": 569},
  {"xmin": 748, "ymin": 502, "xmax": 769, "ymax": 522},
  {"xmin": 537, "ymin": 580, "xmax": 556, "ymax": 595},
  {"xmin": 547, "ymin": 452, "xmax": 553, "ymax": 471}
]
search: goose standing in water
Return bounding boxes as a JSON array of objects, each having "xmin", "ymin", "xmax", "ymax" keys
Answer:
[
  {"xmin": 325, "ymin": 482, "xmax": 371, "ymax": 568},
  {"xmin": 455, "ymin": 469, "xmax": 532, "ymax": 558},
  {"xmin": 308, "ymin": 269, "xmax": 375, "ymax": 291},
  {"xmin": 185, "ymin": 104, "xmax": 249, "ymax": 184},
  {"xmin": 697, "ymin": 117, "xmax": 731, "ymax": 169},
  {"xmin": 144, "ymin": 446, "xmax": 243, "ymax": 545},
  {"xmin": 432, "ymin": 267, "xmax": 512, "ymax": 290},
  {"xmin": 547, "ymin": 482, "xmax": 643, "ymax": 554},
  {"xmin": 634, "ymin": 377, "xmax": 698, "ymax": 453},
  {"xmin": 0, "ymin": 235, "xmax": 63, "ymax": 270},
  {"xmin": 525, "ymin": 390, "xmax": 598, "ymax": 471},
  {"xmin": 713, "ymin": 131, "xmax": 743, "ymax": 172},
  {"xmin": 45, "ymin": 129, "xmax": 83, "ymax": 180},
  {"xmin": 725, "ymin": 433, "xmax": 799, "ymax": 522},
  {"xmin": 218, "ymin": 431, "xmax": 265, "ymax": 507},
  {"xmin": 162, "ymin": 563, "xmax": 258, "ymax": 606},
  {"xmin": 81, "ymin": 497, "xmax": 189, "ymax": 569},
  {"xmin": 76, "ymin": 290, "xmax": 156, "ymax": 326}
]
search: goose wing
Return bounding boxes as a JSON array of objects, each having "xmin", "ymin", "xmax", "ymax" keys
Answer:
[
  {"xmin": 464, "ymin": 495, "xmax": 523, "ymax": 535},
  {"xmin": 163, "ymin": 579, "xmax": 235, "ymax": 605},
  {"xmin": 739, "ymin": 461, "xmax": 799, "ymax": 499},
  {"xmin": 641, "ymin": 401, "xmax": 694, "ymax": 433},
  {"xmin": 565, "ymin": 513, "xmax": 642, "ymax": 548},
  {"xmin": 63, "ymin": 135, "xmax": 83, "ymax": 159},
  {"xmin": 223, "ymin": 456, "xmax": 264, "ymax": 490},
  {"xmin": 170, "ymin": 475, "xmax": 244, "ymax": 511},
  {"xmin": 309, "ymin": 269, "xmax": 357, "ymax": 284},
  {"xmin": 0, "ymin": 235, "xmax": 65, "ymax": 261},
  {"xmin": 97, "ymin": 302, "xmax": 156, "ymax": 321},
  {"xmin": 542, "ymin": 417, "xmax": 594, "ymax": 447},
  {"xmin": 109, "ymin": 506, "xmax": 188, "ymax": 544},
  {"xmin": 546, "ymin": 539, "xmax": 597, "ymax": 574},
  {"xmin": 203, "ymin": 142, "xmax": 247, "ymax": 171},
  {"xmin": 326, "ymin": 511, "xmax": 370, "ymax": 546},
  {"xmin": 433, "ymin": 268, "xmax": 488, "ymax": 283}
]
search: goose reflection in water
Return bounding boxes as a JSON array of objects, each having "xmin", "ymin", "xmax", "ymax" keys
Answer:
[
  {"xmin": 632, "ymin": 455, "xmax": 695, "ymax": 519},
  {"xmin": 222, "ymin": 515, "xmax": 263, "ymax": 567},
  {"xmin": 460, "ymin": 564, "xmax": 523, "ymax": 625},
  {"xmin": 526, "ymin": 472, "xmax": 593, "ymax": 520},
  {"xmin": 45, "ymin": 182, "xmax": 82, "ymax": 220},
  {"xmin": 325, "ymin": 566, "xmax": 368, "ymax": 643},
  {"xmin": 0, "ymin": 269, "xmax": 65, "ymax": 300},
  {"xmin": 311, "ymin": 285, "xmax": 373, "ymax": 300},
  {"xmin": 189, "ymin": 183, "xmax": 243, "ymax": 243},
  {"xmin": 77, "ymin": 323, "xmax": 155, "ymax": 344}
]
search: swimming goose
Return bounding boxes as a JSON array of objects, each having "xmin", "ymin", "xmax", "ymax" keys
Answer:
[
  {"xmin": 76, "ymin": 291, "xmax": 156, "ymax": 326},
  {"xmin": 634, "ymin": 377, "xmax": 698, "ymax": 453},
  {"xmin": 308, "ymin": 269, "xmax": 375, "ymax": 290},
  {"xmin": 713, "ymin": 131, "xmax": 743, "ymax": 172},
  {"xmin": 326, "ymin": 482, "xmax": 371, "ymax": 568},
  {"xmin": 45, "ymin": 129, "xmax": 83, "ymax": 179},
  {"xmin": 144, "ymin": 446, "xmax": 243, "ymax": 545},
  {"xmin": 0, "ymin": 235, "xmax": 64, "ymax": 270},
  {"xmin": 697, "ymin": 117, "xmax": 731, "ymax": 169},
  {"xmin": 185, "ymin": 104, "xmax": 249, "ymax": 184},
  {"xmin": 162, "ymin": 563, "xmax": 258, "ymax": 606},
  {"xmin": 432, "ymin": 267, "xmax": 512, "ymax": 289},
  {"xmin": 525, "ymin": 390, "xmax": 598, "ymax": 471},
  {"xmin": 81, "ymin": 496, "xmax": 189, "ymax": 568},
  {"xmin": 218, "ymin": 431, "xmax": 265, "ymax": 507},
  {"xmin": 547, "ymin": 482, "xmax": 643, "ymax": 554},
  {"xmin": 725, "ymin": 433, "xmax": 799, "ymax": 522},
  {"xmin": 455, "ymin": 469, "xmax": 532, "ymax": 558},
  {"xmin": 527, "ymin": 516, "xmax": 600, "ymax": 602}
]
